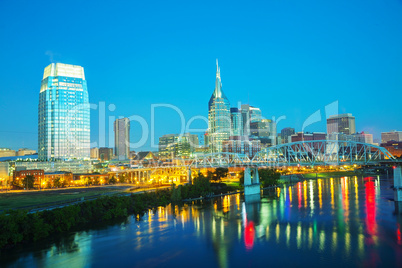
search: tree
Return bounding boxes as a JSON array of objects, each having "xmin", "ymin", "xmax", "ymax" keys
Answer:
[
  {"xmin": 119, "ymin": 174, "xmax": 126, "ymax": 183},
  {"xmin": 109, "ymin": 176, "xmax": 117, "ymax": 184},
  {"xmin": 54, "ymin": 177, "xmax": 62, "ymax": 188},
  {"xmin": 22, "ymin": 175, "xmax": 35, "ymax": 190},
  {"xmin": 61, "ymin": 178, "xmax": 68, "ymax": 188},
  {"xmin": 206, "ymin": 171, "xmax": 214, "ymax": 181},
  {"xmin": 259, "ymin": 168, "xmax": 281, "ymax": 187},
  {"xmin": 45, "ymin": 181, "xmax": 52, "ymax": 189},
  {"xmin": 239, "ymin": 170, "xmax": 245, "ymax": 185},
  {"xmin": 11, "ymin": 177, "xmax": 23, "ymax": 189},
  {"xmin": 213, "ymin": 168, "xmax": 228, "ymax": 182}
]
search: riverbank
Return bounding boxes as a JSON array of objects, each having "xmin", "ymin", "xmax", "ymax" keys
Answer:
[{"xmin": 0, "ymin": 179, "xmax": 240, "ymax": 250}]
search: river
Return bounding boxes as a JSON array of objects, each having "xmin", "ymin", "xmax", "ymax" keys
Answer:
[{"xmin": 2, "ymin": 175, "xmax": 402, "ymax": 267}]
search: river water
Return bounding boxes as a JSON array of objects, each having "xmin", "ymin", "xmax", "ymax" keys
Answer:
[{"xmin": 2, "ymin": 175, "xmax": 402, "ymax": 267}]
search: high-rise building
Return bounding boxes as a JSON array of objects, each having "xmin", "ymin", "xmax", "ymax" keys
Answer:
[
  {"xmin": 349, "ymin": 132, "xmax": 373, "ymax": 144},
  {"xmin": 241, "ymin": 104, "xmax": 251, "ymax": 136},
  {"xmin": 159, "ymin": 133, "xmax": 199, "ymax": 159},
  {"xmin": 114, "ymin": 118, "xmax": 130, "ymax": 160},
  {"xmin": 99, "ymin": 147, "xmax": 113, "ymax": 161},
  {"xmin": 38, "ymin": 63, "xmax": 90, "ymax": 161},
  {"xmin": 240, "ymin": 104, "xmax": 264, "ymax": 137},
  {"xmin": 222, "ymin": 136, "xmax": 261, "ymax": 158},
  {"xmin": 208, "ymin": 60, "xmax": 231, "ymax": 153},
  {"xmin": 90, "ymin": 147, "xmax": 99, "ymax": 159},
  {"xmin": 250, "ymin": 119, "xmax": 276, "ymax": 147},
  {"xmin": 159, "ymin": 134, "xmax": 178, "ymax": 159},
  {"xmin": 281, "ymin": 127, "xmax": 295, "ymax": 144},
  {"xmin": 327, "ymin": 113, "xmax": 356, "ymax": 135},
  {"xmin": 230, "ymin": 108, "xmax": 243, "ymax": 136},
  {"xmin": 249, "ymin": 106, "xmax": 262, "ymax": 123},
  {"xmin": 291, "ymin": 132, "xmax": 326, "ymax": 142},
  {"xmin": 381, "ymin": 131, "xmax": 402, "ymax": 143}
]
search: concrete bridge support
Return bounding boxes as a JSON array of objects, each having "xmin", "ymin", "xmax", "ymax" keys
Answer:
[
  {"xmin": 244, "ymin": 167, "xmax": 260, "ymax": 197},
  {"xmin": 394, "ymin": 166, "xmax": 402, "ymax": 202},
  {"xmin": 187, "ymin": 168, "xmax": 192, "ymax": 184}
]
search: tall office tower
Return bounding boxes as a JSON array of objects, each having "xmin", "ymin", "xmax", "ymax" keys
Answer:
[
  {"xmin": 327, "ymin": 113, "xmax": 356, "ymax": 135},
  {"xmin": 249, "ymin": 106, "xmax": 262, "ymax": 123},
  {"xmin": 268, "ymin": 119, "xmax": 277, "ymax": 146},
  {"xmin": 241, "ymin": 104, "xmax": 251, "ymax": 136},
  {"xmin": 208, "ymin": 60, "xmax": 231, "ymax": 153},
  {"xmin": 230, "ymin": 108, "xmax": 243, "ymax": 136},
  {"xmin": 281, "ymin": 127, "xmax": 295, "ymax": 144},
  {"xmin": 241, "ymin": 105, "xmax": 262, "ymax": 136},
  {"xmin": 114, "ymin": 118, "xmax": 130, "ymax": 160},
  {"xmin": 38, "ymin": 63, "xmax": 90, "ymax": 161},
  {"xmin": 381, "ymin": 131, "xmax": 402, "ymax": 143}
]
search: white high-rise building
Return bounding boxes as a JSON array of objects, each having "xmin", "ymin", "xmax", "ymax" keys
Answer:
[{"xmin": 38, "ymin": 63, "xmax": 90, "ymax": 161}]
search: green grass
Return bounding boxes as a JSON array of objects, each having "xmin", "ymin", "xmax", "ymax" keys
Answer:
[
  {"xmin": 303, "ymin": 171, "xmax": 357, "ymax": 179},
  {"xmin": 0, "ymin": 187, "xmax": 129, "ymax": 211},
  {"xmin": 224, "ymin": 181, "xmax": 242, "ymax": 189}
]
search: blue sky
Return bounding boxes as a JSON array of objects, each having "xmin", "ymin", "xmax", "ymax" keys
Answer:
[{"xmin": 0, "ymin": 0, "xmax": 401, "ymax": 151}]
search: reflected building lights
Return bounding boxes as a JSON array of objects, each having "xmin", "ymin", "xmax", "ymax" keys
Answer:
[
  {"xmin": 289, "ymin": 186, "xmax": 292, "ymax": 203},
  {"xmin": 309, "ymin": 180, "xmax": 315, "ymax": 214},
  {"xmin": 318, "ymin": 179, "xmax": 322, "ymax": 209},
  {"xmin": 332, "ymin": 230, "xmax": 337, "ymax": 253},
  {"xmin": 304, "ymin": 181, "xmax": 308, "ymax": 208},
  {"xmin": 297, "ymin": 223, "xmax": 302, "ymax": 249},
  {"xmin": 330, "ymin": 178, "xmax": 335, "ymax": 210}
]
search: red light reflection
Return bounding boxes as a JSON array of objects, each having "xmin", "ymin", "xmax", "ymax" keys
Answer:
[
  {"xmin": 244, "ymin": 221, "xmax": 255, "ymax": 250},
  {"xmin": 365, "ymin": 180, "xmax": 377, "ymax": 243}
]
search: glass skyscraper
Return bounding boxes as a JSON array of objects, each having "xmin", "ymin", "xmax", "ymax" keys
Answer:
[
  {"xmin": 208, "ymin": 60, "xmax": 231, "ymax": 153},
  {"xmin": 230, "ymin": 108, "xmax": 243, "ymax": 136},
  {"xmin": 38, "ymin": 63, "xmax": 90, "ymax": 161}
]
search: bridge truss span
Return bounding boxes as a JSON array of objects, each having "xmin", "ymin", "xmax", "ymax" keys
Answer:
[{"xmin": 251, "ymin": 140, "xmax": 396, "ymax": 167}]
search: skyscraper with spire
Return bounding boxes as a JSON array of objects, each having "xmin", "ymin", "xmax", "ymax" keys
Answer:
[{"xmin": 207, "ymin": 60, "xmax": 231, "ymax": 153}]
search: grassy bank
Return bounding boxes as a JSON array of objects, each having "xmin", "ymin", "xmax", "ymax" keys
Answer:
[
  {"xmin": 0, "ymin": 177, "xmax": 239, "ymax": 250},
  {"xmin": 0, "ymin": 186, "xmax": 132, "ymax": 211},
  {"xmin": 302, "ymin": 171, "xmax": 358, "ymax": 179},
  {"xmin": 0, "ymin": 189, "xmax": 172, "ymax": 250}
]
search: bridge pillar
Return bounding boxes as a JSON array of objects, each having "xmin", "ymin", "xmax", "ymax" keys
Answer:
[
  {"xmin": 394, "ymin": 166, "xmax": 402, "ymax": 202},
  {"xmin": 244, "ymin": 167, "xmax": 261, "ymax": 198},
  {"xmin": 187, "ymin": 168, "xmax": 192, "ymax": 185}
]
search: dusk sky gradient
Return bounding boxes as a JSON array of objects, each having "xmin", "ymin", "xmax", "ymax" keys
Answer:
[{"xmin": 0, "ymin": 0, "xmax": 401, "ymax": 151}]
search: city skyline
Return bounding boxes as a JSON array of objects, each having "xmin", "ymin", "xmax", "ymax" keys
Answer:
[{"xmin": 1, "ymin": 0, "xmax": 402, "ymax": 151}]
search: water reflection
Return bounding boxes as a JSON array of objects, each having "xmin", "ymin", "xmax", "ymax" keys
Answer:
[{"xmin": 2, "ymin": 175, "xmax": 402, "ymax": 267}]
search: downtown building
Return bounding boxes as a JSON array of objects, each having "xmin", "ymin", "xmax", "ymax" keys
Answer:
[
  {"xmin": 381, "ymin": 131, "xmax": 402, "ymax": 143},
  {"xmin": 327, "ymin": 113, "xmax": 356, "ymax": 135},
  {"xmin": 207, "ymin": 61, "xmax": 231, "ymax": 153},
  {"xmin": 114, "ymin": 118, "xmax": 130, "ymax": 160},
  {"xmin": 222, "ymin": 136, "xmax": 261, "ymax": 158},
  {"xmin": 280, "ymin": 127, "xmax": 295, "ymax": 144},
  {"xmin": 38, "ymin": 63, "xmax": 90, "ymax": 161},
  {"xmin": 159, "ymin": 133, "xmax": 199, "ymax": 159}
]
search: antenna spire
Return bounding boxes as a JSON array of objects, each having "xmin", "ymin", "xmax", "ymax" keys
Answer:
[{"xmin": 216, "ymin": 59, "xmax": 220, "ymax": 79}]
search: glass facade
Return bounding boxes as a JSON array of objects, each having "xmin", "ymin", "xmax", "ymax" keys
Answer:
[
  {"xmin": 208, "ymin": 61, "xmax": 231, "ymax": 153},
  {"xmin": 230, "ymin": 108, "xmax": 243, "ymax": 136},
  {"xmin": 159, "ymin": 133, "xmax": 199, "ymax": 159},
  {"xmin": 38, "ymin": 63, "xmax": 90, "ymax": 161}
]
